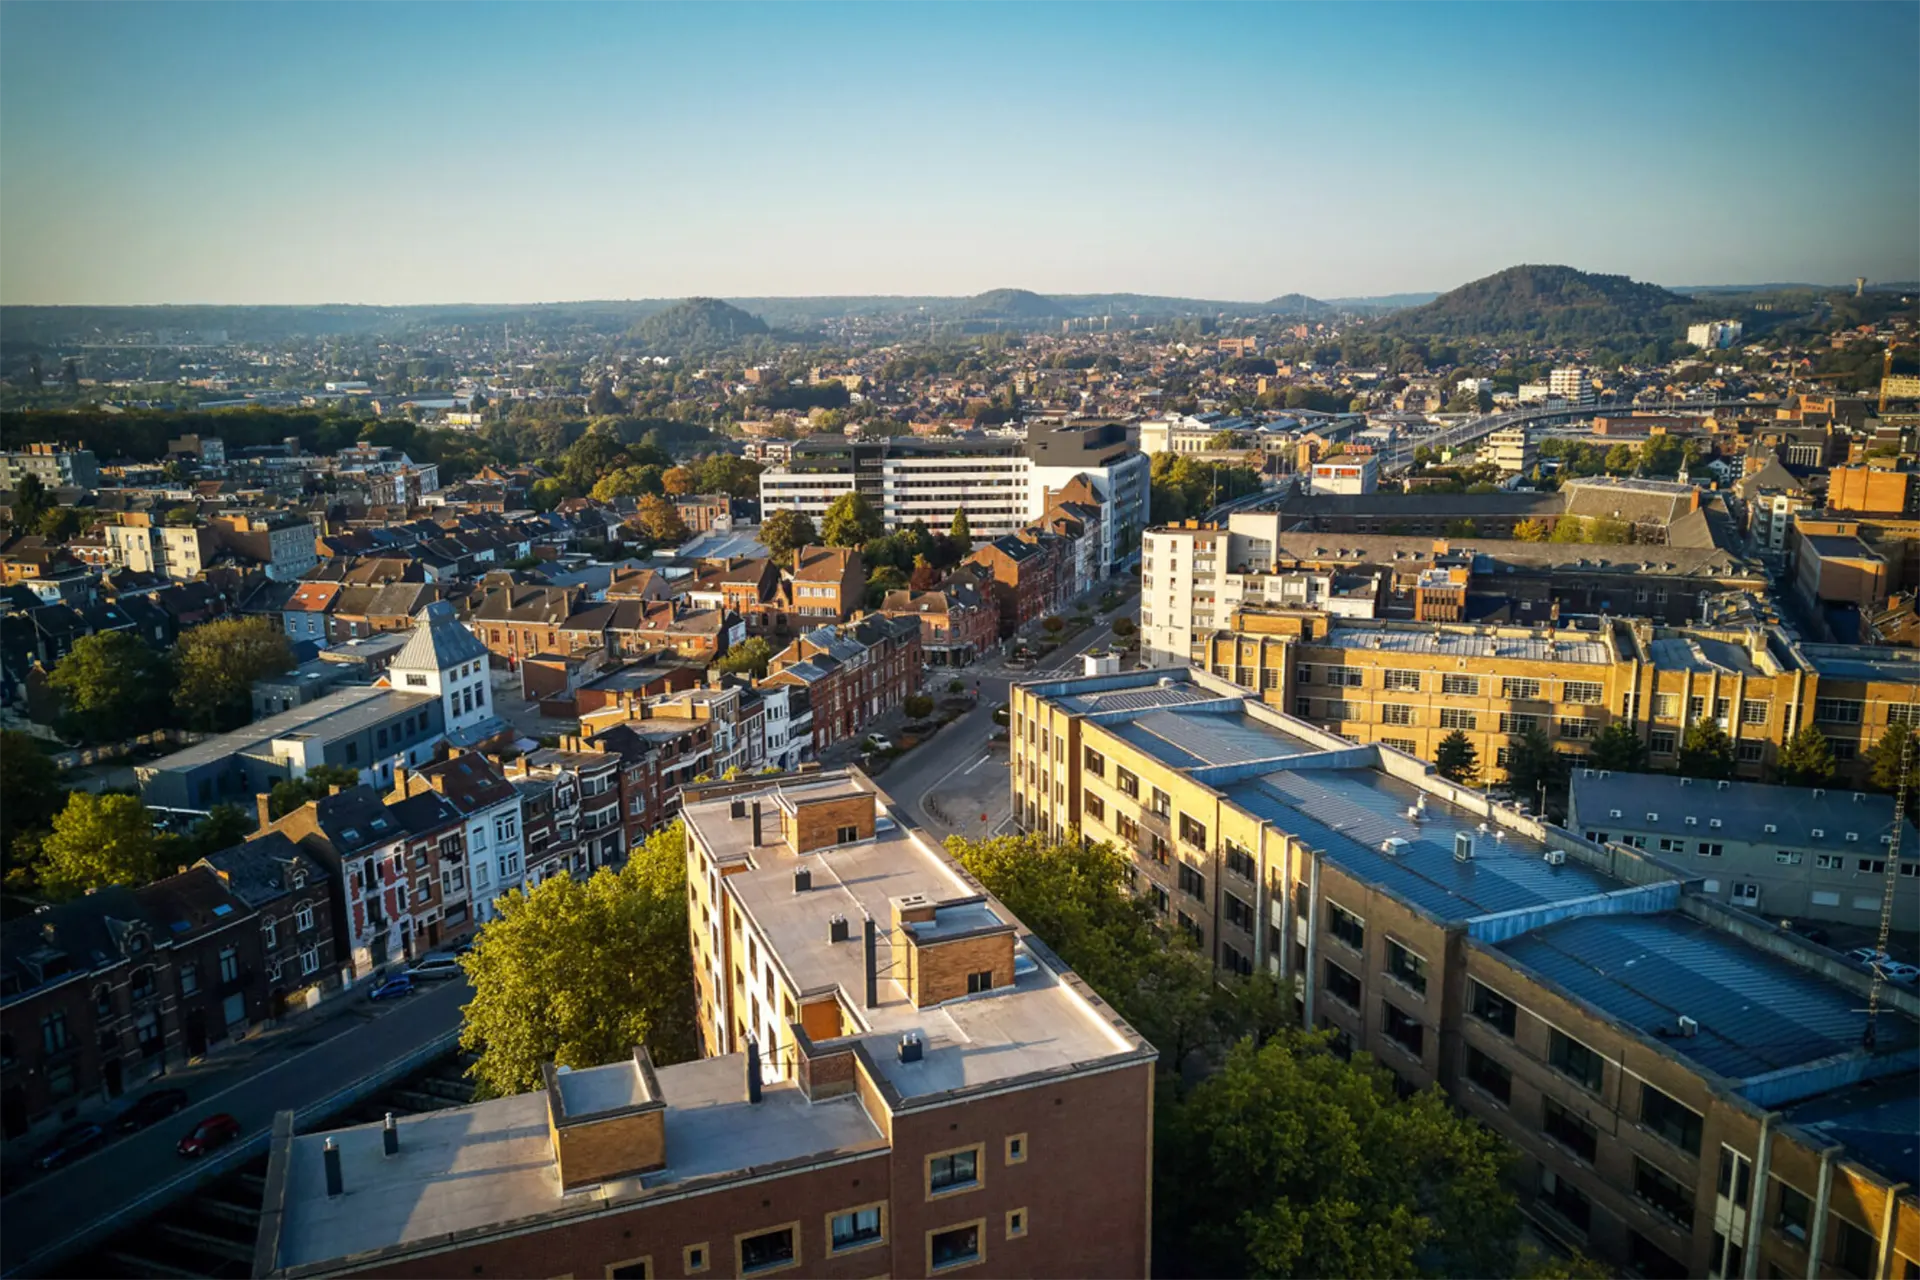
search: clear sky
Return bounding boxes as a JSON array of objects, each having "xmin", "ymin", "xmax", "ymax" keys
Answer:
[{"xmin": 2, "ymin": 2, "xmax": 1915, "ymax": 306}]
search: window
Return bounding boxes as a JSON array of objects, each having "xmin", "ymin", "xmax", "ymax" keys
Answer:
[
  {"xmin": 1083, "ymin": 792, "xmax": 1105, "ymax": 823},
  {"xmin": 1382, "ymin": 1001, "xmax": 1424, "ymax": 1056},
  {"xmin": 1543, "ymin": 1097, "xmax": 1598, "ymax": 1163},
  {"xmin": 1178, "ymin": 813, "xmax": 1207, "ymax": 848},
  {"xmin": 1500, "ymin": 713, "xmax": 1541, "ymax": 734},
  {"xmin": 1225, "ymin": 892, "xmax": 1254, "ymax": 931},
  {"xmin": 1006, "ymin": 1208, "xmax": 1027, "ymax": 1239},
  {"xmin": 1006, "ymin": 1134, "xmax": 1026, "ymax": 1164},
  {"xmin": 1503, "ymin": 677, "xmax": 1542, "ymax": 700},
  {"xmin": 130, "ymin": 966, "xmax": 156, "ymax": 1000},
  {"xmin": 607, "ymin": 1259, "xmax": 651, "ymax": 1279},
  {"xmin": 1294, "ymin": 697, "xmax": 1313, "ymax": 718},
  {"xmin": 40, "ymin": 1010, "xmax": 70, "ymax": 1054},
  {"xmin": 1549, "ymin": 1029, "xmax": 1604, "ymax": 1092},
  {"xmin": 737, "ymin": 1225, "xmax": 797, "ymax": 1275},
  {"xmin": 1150, "ymin": 787, "xmax": 1171, "ymax": 818},
  {"xmin": 1635, "ymin": 1157, "xmax": 1694, "ymax": 1225},
  {"xmin": 1774, "ymin": 1180, "xmax": 1810, "ymax": 1241},
  {"xmin": 1698, "ymin": 842, "xmax": 1724, "ymax": 857},
  {"xmin": 1442, "ymin": 674, "xmax": 1480, "ymax": 696},
  {"xmin": 1628, "ymin": 1232, "xmax": 1686, "ymax": 1280},
  {"xmin": 1737, "ymin": 741, "xmax": 1764, "ymax": 763},
  {"xmin": 1641, "ymin": 1084, "xmax": 1703, "ymax": 1155},
  {"xmin": 1383, "ymin": 703, "xmax": 1414, "ymax": 726},
  {"xmin": 1742, "ymin": 699, "xmax": 1771, "ymax": 725},
  {"xmin": 1325, "ymin": 666, "xmax": 1363, "ymax": 687},
  {"xmin": 1469, "ymin": 981, "xmax": 1516, "ymax": 1036},
  {"xmin": 1464, "ymin": 1045, "xmax": 1511, "ymax": 1102},
  {"xmin": 1539, "ymin": 1169, "xmax": 1591, "ymax": 1233},
  {"xmin": 301, "ymin": 948, "xmax": 320, "ymax": 976},
  {"xmin": 180, "ymin": 964, "xmax": 200, "ymax": 996},
  {"xmin": 1557, "ymin": 718, "xmax": 1594, "ymax": 740},
  {"xmin": 1148, "ymin": 833, "xmax": 1170, "ymax": 865},
  {"xmin": 1328, "ymin": 901, "xmax": 1364, "ymax": 951},
  {"xmin": 1225, "ymin": 841, "xmax": 1255, "ymax": 879},
  {"xmin": 1178, "ymin": 862, "xmax": 1206, "ymax": 900},
  {"xmin": 1115, "ymin": 768, "xmax": 1138, "ymax": 799},
  {"xmin": 1386, "ymin": 939, "xmax": 1428, "ymax": 994},
  {"xmin": 1439, "ymin": 709, "xmax": 1477, "ymax": 730},
  {"xmin": 928, "ymin": 1222, "xmax": 983, "ymax": 1272},
  {"xmin": 836, "ymin": 824, "xmax": 858, "ymax": 844},
  {"xmin": 683, "ymin": 1244, "xmax": 709, "ymax": 1274},
  {"xmin": 1563, "ymin": 681, "xmax": 1603, "ymax": 705},
  {"xmin": 1858, "ymin": 858, "xmax": 1886, "ymax": 874},
  {"xmin": 1815, "ymin": 698, "xmax": 1863, "ymax": 724},
  {"xmin": 1295, "ymin": 664, "xmax": 1313, "ymax": 685},
  {"xmin": 966, "ymin": 970, "xmax": 994, "ymax": 994},
  {"xmin": 1322, "ymin": 700, "xmax": 1360, "ymax": 721},
  {"xmin": 1650, "ymin": 730, "xmax": 1677, "ymax": 755},
  {"xmin": 1834, "ymin": 1217, "xmax": 1876, "ymax": 1278},
  {"xmin": 1324, "ymin": 959, "xmax": 1361, "ymax": 1007},
  {"xmin": 829, "ymin": 1205, "xmax": 884, "ymax": 1254},
  {"xmin": 928, "ymin": 1146, "xmax": 982, "ymax": 1195},
  {"xmin": 1384, "ymin": 669, "xmax": 1421, "ymax": 692},
  {"xmin": 1083, "ymin": 747, "xmax": 1105, "ymax": 777},
  {"xmin": 1382, "ymin": 737, "xmax": 1418, "ymax": 752}
]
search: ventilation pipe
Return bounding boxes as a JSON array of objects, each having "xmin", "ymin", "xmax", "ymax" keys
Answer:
[
  {"xmin": 745, "ymin": 1036, "xmax": 762, "ymax": 1104},
  {"xmin": 323, "ymin": 1137, "xmax": 343, "ymax": 1197},
  {"xmin": 382, "ymin": 1112, "xmax": 399, "ymax": 1158}
]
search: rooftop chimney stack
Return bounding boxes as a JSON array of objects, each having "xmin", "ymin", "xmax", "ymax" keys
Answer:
[
  {"xmin": 793, "ymin": 865, "xmax": 812, "ymax": 893},
  {"xmin": 829, "ymin": 913, "xmax": 849, "ymax": 943},
  {"xmin": 751, "ymin": 800, "xmax": 763, "ymax": 847},
  {"xmin": 323, "ymin": 1137, "xmax": 343, "ymax": 1197},
  {"xmin": 863, "ymin": 914, "xmax": 879, "ymax": 1009},
  {"xmin": 745, "ymin": 1037, "xmax": 762, "ymax": 1104},
  {"xmin": 382, "ymin": 1112, "xmax": 399, "ymax": 1158},
  {"xmin": 255, "ymin": 792, "xmax": 273, "ymax": 829}
]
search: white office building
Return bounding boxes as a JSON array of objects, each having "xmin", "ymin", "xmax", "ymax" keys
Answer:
[{"xmin": 1549, "ymin": 367, "xmax": 1595, "ymax": 405}]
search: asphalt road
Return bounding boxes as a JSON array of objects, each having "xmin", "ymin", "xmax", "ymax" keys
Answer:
[
  {"xmin": 0, "ymin": 977, "xmax": 469, "ymax": 1275},
  {"xmin": 883, "ymin": 594, "xmax": 1139, "ymax": 842}
]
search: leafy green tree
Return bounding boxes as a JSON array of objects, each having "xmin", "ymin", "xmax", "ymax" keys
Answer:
[
  {"xmin": 634, "ymin": 494, "xmax": 689, "ymax": 545},
  {"xmin": 903, "ymin": 694, "xmax": 934, "ymax": 720},
  {"xmin": 10, "ymin": 474, "xmax": 50, "ymax": 531},
  {"xmin": 1504, "ymin": 726, "xmax": 1567, "ymax": 815},
  {"xmin": 37, "ymin": 505, "xmax": 83, "ymax": 541},
  {"xmin": 1441, "ymin": 518, "xmax": 1478, "ymax": 538},
  {"xmin": 459, "ymin": 822, "xmax": 696, "ymax": 1098},
  {"xmin": 1863, "ymin": 725, "xmax": 1917, "ymax": 807},
  {"xmin": 1512, "ymin": 518, "xmax": 1551, "ymax": 543},
  {"xmin": 1678, "ymin": 720, "xmax": 1736, "ymax": 780},
  {"xmin": 1776, "ymin": 726, "xmax": 1836, "ymax": 788},
  {"xmin": 759, "ymin": 509, "xmax": 817, "ymax": 558},
  {"xmin": 865, "ymin": 564, "xmax": 907, "ymax": 606},
  {"xmin": 1156, "ymin": 1030, "xmax": 1519, "ymax": 1280},
  {"xmin": 1433, "ymin": 730, "xmax": 1479, "ymax": 785},
  {"xmin": 693, "ymin": 453, "xmax": 762, "ymax": 499},
  {"xmin": 1588, "ymin": 722, "xmax": 1647, "ymax": 773},
  {"xmin": 713, "ymin": 636, "xmax": 773, "ymax": 678},
  {"xmin": 821, "ymin": 492, "xmax": 882, "ymax": 547},
  {"xmin": 173, "ymin": 616, "xmax": 295, "ymax": 731},
  {"xmin": 39, "ymin": 792, "xmax": 161, "ymax": 899},
  {"xmin": 0, "ymin": 730, "xmax": 64, "ymax": 868},
  {"xmin": 267, "ymin": 764, "xmax": 365, "ymax": 819},
  {"xmin": 48, "ymin": 630, "xmax": 168, "ymax": 742},
  {"xmin": 1548, "ymin": 515, "xmax": 1589, "ymax": 544},
  {"xmin": 949, "ymin": 507, "xmax": 972, "ymax": 547},
  {"xmin": 529, "ymin": 478, "xmax": 567, "ymax": 511},
  {"xmin": 189, "ymin": 804, "xmax": 254, "ymax": 856}
]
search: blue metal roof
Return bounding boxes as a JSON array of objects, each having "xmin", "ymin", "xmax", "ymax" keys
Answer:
[{"xmin": 1498, "ymin": 914, "xmax": 1919, "ymax": 1080}]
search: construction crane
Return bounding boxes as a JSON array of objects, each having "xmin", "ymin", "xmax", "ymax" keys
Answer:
[{"xmin": 1862, "ymin": 730, "xmax": 1911, "ymax": 1050}]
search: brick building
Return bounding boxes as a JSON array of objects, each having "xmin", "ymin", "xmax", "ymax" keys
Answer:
[{"xmin": 763, "ymin": 616, "xmax": 923, "ymax": 754}]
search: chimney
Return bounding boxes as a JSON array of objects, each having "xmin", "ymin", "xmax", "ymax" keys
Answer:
[
  {"xmin": 256, "ymin": 792, "xmax": 273, "ymax": 828},
  {"xmin": 745, "ymin": 1036, "xmax": 763, "ymax": 1104},
  {"xmin": 897, "ymin": 1032, "xmax": 924, "ymax": 1064},
  {"xmin": 793, "ymin": 865, "xmax": 811, "ymax": 893},
  {"xmin": 863, "ymin": 914, "xmax": 878, "ymax": 1009},
  {"xmin": 829, "ymin": 912, "xmax": 849, "ymax": 943},
  {"xmin": 391, "ymin": 766, "xmax": 409, "ymax": 799},
  {"xmin": 382, "ymin": 1111, "xmax": 399, "ymax": 1157},
  {"xmin": 751, "ymin": 800, "xmax": 763, "ymax": 847},
  {"xmin": 323, "ymin": 1137, "xmax": 344, "ymax": 1197}
]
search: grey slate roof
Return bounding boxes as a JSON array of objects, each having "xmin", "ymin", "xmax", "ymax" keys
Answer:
[{"xmin": 394, "ymin": 600, "xmax": 490, "ymax": 673}]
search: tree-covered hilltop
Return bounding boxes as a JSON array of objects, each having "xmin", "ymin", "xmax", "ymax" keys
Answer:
[
  {"xmin": 1374, "ymin": 264, "xmax": 1695, "ymax": 342},
  {"xmin": 957, "ymin": 287, "xmax": 1069, "ymax": 320},
  {"xmin": 627, "ymin": 297, "xmax": 770, "ymax": 352}
]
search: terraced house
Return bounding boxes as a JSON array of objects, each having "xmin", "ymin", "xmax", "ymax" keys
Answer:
[{"xmin": 1010, "ymin": 667, "xmax": 1919, "ymax": 1279}]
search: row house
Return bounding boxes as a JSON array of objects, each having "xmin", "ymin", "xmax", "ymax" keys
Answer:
[
  {"xmin": 878, "ymin": 572, "xmax": 1000, "ymax": 666},
  {"xmin": 392, "ymin": 752, "xmax": 525, "ymax": 928},
  {"xmin": 500, "ymin": 749, "xmax": 616, "ymax": 887},
  {"xmin": 966, "ymin": 531, "xmax": 1063, "ymax": 636},
  {"xmin": 1, "ymin": 861, "xmax": 336, "ymax": 1141},
  {"xmin": 467, "ymin": 584, "xmax": 583, "ymax": 663},
  {"xmin": 323, "ymin": 582, "xmax": 442, "ymax": 645},
  {"xmin": 195, "ymin": 832, "xmax": 338, "ymax": 1015},
  {"xmin": 761, "ymin": 614, "xmax": 923, "ymax": 753},
  {"xmin": 584, "ymin": 715, "xmax": 715, "ymax": 830}
]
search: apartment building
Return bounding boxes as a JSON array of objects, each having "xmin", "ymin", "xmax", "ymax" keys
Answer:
[
  {"xmin": 1487, "ymin": 425, "xmax": 1538, "ymax": 475},
  {"xmin": 1567, "ymin": 772, "xmax": 1918, "ymax": 925},
  {"xmin": 391, "ymin": 752, "xmax": 520, "ymax": 930},
  {"xmin": 210, "ymin": 511, "xmax": 319, "ymax": 581},
  {"xmin": 104, "ymin": 515, "xmax": 219, "ymax": 580},
  {"xmin": 256, "ymin": 770, "xmax": 1155, "ymax": 1279},
  {"xmin": 1, "ymin": 444, "xmax": 100, "ymax": 489},
  {"xmin": 763, "ymin": 616, "xmax": 923, "ymax": 754},
  {"xmin": 880, "ymin": 577, "xmax": 1000, "ymax": 667},
  {"xmin": 1009, "ymin": 667, "xmax": 1920, "ymax": 1279},
  {"xmin": 1551, "ymin": 367, "xmax": 1595, "ymax": 405}
]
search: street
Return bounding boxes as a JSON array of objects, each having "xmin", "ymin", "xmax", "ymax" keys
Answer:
[
  {"xmin": 0, "ymin": 978, "xmax": 469, "ymax": 1275},
  {"xmin": 879, "ymin": 589, "xmax": 1139, "ymax": 844}
]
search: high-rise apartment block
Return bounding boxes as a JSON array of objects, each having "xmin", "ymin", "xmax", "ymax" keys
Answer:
[
  {"xmin": 1009, "ymin": 667, "xmax": 1919, "ymax": 1280},
  {"xmin": 1550, "ymin": 367, "xmax": 1595, "ymax": 405},
  {"xmin": 0, "ymin": 443, "xmax": 100, "ymax": 489},
  {"xmin": 257, "ymin": 771, "xmax": 1155, "ymax": 1278}
]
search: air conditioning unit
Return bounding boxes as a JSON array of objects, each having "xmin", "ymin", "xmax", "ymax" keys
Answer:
[
  {"xmin": 1543, "ymin": 850, "xmax": 1567, "ymax": 866},
  {"xmin": 1764, "ymin": 824, "xmax": 1778, "ymax": 834},
  {"xmin": 1609, "ymin": 809, "xmax": 1623, "ymax": 819},
  {"xmin": 1454, "ymin": 832, "xmax": 1476, "ymax": 863},
  {"xmin": 1845, "ymin": 832, "xmax": 1859, "ymax": 842},
  {"xmin": 1646, "ymin": 812, "xmax": 1659, "ymax": 822},
  {"xmin": 1811, "ymin": 828, "xmax": 1825, "ymax": 838},
  {"xmin": 1381, "ymin": 837, "xmax": 1411, "ymax": 856},
  {"xmin": 1685, "ymin": 816, "xmax": 1698, "ymax": 826},
  {"xmin": 1709, "ymin": 819, "xmax": 1723, "ymax": 829},
  {"xmin": 1677, "ymin": 1015, "xmax": 1698, "ymax": 1037}
]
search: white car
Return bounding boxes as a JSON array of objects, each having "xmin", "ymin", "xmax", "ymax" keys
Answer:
[
  {"xmin": 864, "ymin": 734, "xmax": 894, "ymax": 752},
  {"xmin": 1847, "ymin": 948, "xmax": 1920, "ymax": 986},
  {"xmin": 407, "ymin": 954, "xmax": 464, "ymax": 981}
]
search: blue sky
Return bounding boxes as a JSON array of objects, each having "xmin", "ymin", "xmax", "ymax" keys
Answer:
[{"xmin": 2, "ymin": 2, "xmax": 1915, "ymax": 305}]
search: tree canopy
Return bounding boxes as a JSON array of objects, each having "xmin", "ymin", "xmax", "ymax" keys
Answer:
[
  {"xmin": 48, "ymin": 630, "xmax": 168, "ymax": 742},
  {"xmin": 267, "ymin": 764, "xmax": 365, "ymax": 820},
  {"xmin": 821, "ymin": 492, "xmax": 882, "ymax": 547},
  {"xmin": 713, "ymin": 636, "xmax": 774, "ymax": 678},
  {"xmin": 1776, "ymin": 726, "xmax": 1836, "ymax": 788},
  {"xmin": 759, "ymin": 509, "xmax": 817, "ymax": 557},
  {"xmin": 1433, "ymin": 731, "xmax": 1479, "ymax": 785},
  {"xmin": 37, "ymin": 792, "xmax": 162, "ymax": 900},
  {"xmin": 1677, "ymin": 720, "xmax": 1735, "ymax": 780},
  {"xmin": 173, "ymin": 616, "xmax": 295, "ymax": 732},
  {"xmin": 1588, "ymin": 722, "xmax": 1647, "ymax": 773}
]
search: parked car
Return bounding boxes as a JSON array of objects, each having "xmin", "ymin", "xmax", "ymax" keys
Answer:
[
  {"xmin": 366, "ymin": 974, "xmax": 414, "ymax": 1001},
  {"xmin": 1847, "ymin": 948, "xmax": 1920, "ymax": 986},
  {"xmin": 406, "ymin": 955, "xmax": 462, "ymax": 981},
  {"xmin": 177, "ymin": 1113, "xmax": 242, "ymax": 1157},
  {"xmin": 32, "ymin": 1122, "xmax": 107, "ymax": 1170},
  {"xmin": 864, "ymin": 734, "xmax": 894, "ymax": 752},
  {"xmin": 114, "ymin": 1087, "xmax": 189, "ymax": 1133}
]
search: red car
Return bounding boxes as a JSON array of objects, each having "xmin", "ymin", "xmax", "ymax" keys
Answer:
[{"xmin": 177, "ymin": 1112, "xmax": 242, "ymax": 1157}]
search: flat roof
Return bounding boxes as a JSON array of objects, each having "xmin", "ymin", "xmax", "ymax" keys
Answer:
[
  {"xmin": 1320, "ymin": 627, "xmax": 1615, "ymax": 665},
  {"xmin": 681, "ymin": 778, "xmax": 1147, "ymax": 1104},
  {"xmin": 275, "ymin": 1056, "xmax": 884, "ymax": 1272},
  {"xmin": 1571, "ymin": 771, "xmax": 1916, "ymax": 851},
  {"xmin": 676, "ymin": 528, "xmax": 767, "ymax": 561},
  {"xmin": 1497, "ymin": 913, "xmax": 1918, "ymax": 1081},
  {"xmin": 1803, "ymin": 644, "xmax": 1920, "ymax": 685},
  {"xmin": 143, "ymin": 685, "xmax": 407, "ymax": 772},
  {"xmin": 1781, "ymin": 1073, "xmax": 1920, "ymax": 1189},
  {"xmin": 1647, "ymin": 635, "xmax": 1764, "ymax": 676},
  {"xmin": 1111, "ymin": 707, "xmax": 1317, "ymax": 770},
  {"xmin": 1053, "ymin": 681, "xmax": 1224, "ymax": 716}
]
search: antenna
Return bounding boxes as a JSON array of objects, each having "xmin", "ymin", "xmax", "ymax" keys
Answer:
[{"xmin": 1862, "ymin": 730, "xmax": 1911, "ymax": 1049}]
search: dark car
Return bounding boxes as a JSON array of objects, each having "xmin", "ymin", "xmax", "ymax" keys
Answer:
[
  {"xmin": 367, "ymin": 974, "xmax": 414, "ymax": 1001},
  {"xmin": 114, "ymin": 1087, "xmax": 190, "ymax": 1133},
  {"xmin": 33, "ymin": 1122, "xmax": 107, "ymax": 1170},
  {"xmin": 177, "ymin": 1112, "xmax": 242, "ymax": 1157}
]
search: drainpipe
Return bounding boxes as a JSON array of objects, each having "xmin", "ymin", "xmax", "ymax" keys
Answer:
[
  {"xmin": 1742, "ymin": 1113, "xmax": 1776, "ymax": 1279},
  {"xmin": 1804, "ymin": 1145, "xmax": 1840, "ymax": 1280},
  {"xmin": 1874, "ymin": 1179, "xmax": 1905, "ymax": 1280},
  {"xmin": 1301, "ymin": 848, "xmax": 1321, "ymax": 1017}
]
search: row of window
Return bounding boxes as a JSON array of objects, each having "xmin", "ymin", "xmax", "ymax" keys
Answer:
[{"xmin": 1296, "ymin": 668, "xmax": 1608, "ymax": 704}]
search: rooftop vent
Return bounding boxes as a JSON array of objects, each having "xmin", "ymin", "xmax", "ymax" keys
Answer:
[
  {"xmin": 1543, "ymin": 850, "xmax": 1567, "ymax": 866},
  {"xmin": 1647, "ymin": 812, "xmax": 1659, "ymax": 822},
  {"xmin": 1454, "ymin": 832, "xmax": 1475, "ymax": 863},
  {"xmin": 730, "ymin": 799, "xmax": 747, "ymax": 819},
  {"xmin": 382, "ymin": 1111, "xmax": 399, "ymax": 1158},
  {"xmin": 1764, "ymin": 823, "xmax": 1777, "ymax": 834},
  {"xmin": 1677, "ymin": 1015, "xmax": 1699, "ymax": 1037},
  {"xmin": 1709, "ymin": 819, "xmax": 1722, "ymax": 829},
  {"xmin": 1716, "ymin": 780, "xmax": 1730, "ymax": 791},
  {"xmin": 1811, "ymin": 828, "xmax": 1825, "ymax": 838},
  {"xmin": 828, "ymin": 913, "xmax": 849, "ymax": 943},
  {"xmin": 1609, "ymin": 808, "xmax": 1623, "ymax": 819},
  {"xmin": 1813, "ymin": 788, "xmax": 1825, "ymax": 800},
  {"xmin": 793, "ymin": 866, "xmax": 812, "ymax": 893},
  {"xmin": 323, "ymin": 1137, "xmax": 343, "ymax": 1197},
  {"xmin": 897, "ymin": 1032, "xmax": 924, "ymax": 1065},
  {"xmin": 1381, "ymin": 837, "xmax": 1411, "ymax": 856}
]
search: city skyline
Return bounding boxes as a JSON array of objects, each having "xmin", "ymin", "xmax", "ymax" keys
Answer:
[{"xmin": 2, "ymin": 1, "xmax": 1917, "ymax": 306}]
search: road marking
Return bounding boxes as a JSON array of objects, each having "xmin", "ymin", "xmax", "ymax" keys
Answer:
[{"xmin": 962, "ymin": 753, "xmax": 991, "ymax": 775}]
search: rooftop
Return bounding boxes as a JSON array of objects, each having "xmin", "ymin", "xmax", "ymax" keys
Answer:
[
  {"xmin": 1570, "ymin": 771, "xmax": 1917, "ymax": 851},
  {"xmin": 1803, "ymin": 643, "xmax": 1920, "ymax": 685},
  {"xmin": 1320, "ymin": 625, "xmax": 1616, "ymax": 665},
  {"xmin": 1781, "ymin": 1072, "xmax": 1920, "ymax": 1190},
  {"xmin": 137, "ymin": 685, "xmax": 426, "ymax": 775}
]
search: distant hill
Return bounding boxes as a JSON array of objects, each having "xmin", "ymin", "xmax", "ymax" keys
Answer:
[
  {"xmin": 629, "ymin": 297, "xmax": 769, "ymax": 350},
  {"xmin": 958, "ymin": 288, "xmax": 1068, "ymax": 320},
  {"xmin": 1264, "ymin": 293, "xmax": 1335, "ymax": 317},
  {"xmin": 1323, "ymin": 291, "xmax": 1439, "ymax": 312},
  {"xmin": 1374, "ymin": 265, "xmax": 1693, "ymax": 341}
]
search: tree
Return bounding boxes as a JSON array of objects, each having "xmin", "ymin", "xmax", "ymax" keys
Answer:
[
  {"xmin": 821, "ymin": 492, "xmax": 882, "ymax": 547},
  {"xmin": 188, "ymin": 804, "xmax": 254, "ymax": 856},
  {"xmin": 0, "ymin": 730, "xmax": 64, "ymax": 868},
  {"xmin": 949, "ymin": 507, "xmax": 972, "ymax": 547},
  {"xmin": 61, "ymin": 358, "xmax": 81, "ymax": 392},
  {"xmin": 908, "ymin": 555, "xmax": 939, "ymax": 591},
  {"xmin": 713, "ymin": 636, "xmax": 774, "ymax": 679},
  {"xmin": 38, "ymin": 792, "xmax": 161, "ymax": 899},
  {"xmin": 903, "ymin": 694, "xmax": 934, "ymax": 720},
  {"xmin": 48, "ymin": 630, "xmax": 168, "ymax": 742},
  {"xmin": 865, "ymin": 564, "xmax": 906, "ymax": 606},
  {"xmin": 1512, "ymin": 518, "xmax": 1551, "ymax": 543},
  {"xmin": 661, "ymin": 466, "xmax": 695, "ymax": 496},
  {"xmin": 1156, "ymin": 1030, "xmax": 1520, "ymax": 1280},
  {"xmin": 1863, "ymin": 725, "xmax": 1917, "ymax": 804},
  {"xmin": 759, "ymin": 509, "xmax": 817, "ymax": 558},
  {"xmin": 1441, "ymin": 518, "xmax": 1478, "ymax": 538},
  {"xmin": 1588, "ymin": 722, "xmax": 1647, "ymax": 773},
  {"xmin": 1678, "ymin": 720, "xmax": 1736, "ymax": 780},
  {"xmin": 1504, "ymin": 726, "xmax": 1567, "ymax": 816},
  {"xmin": 37, "ymin": 505, "xmax": 83, "ymax": 540},
  {"xmin": 586, "ymin": 378, "xmax": 624, "ymax": 416},
  {"xmin": 459, "ymin": 822, "xmax": 696, "ymax": 1098},
  {"xmin": 173, "ymin": 616, "xmax": 295, "ymax": 732},
  {"xmin": 1112, "ymin": 617, "xmax": 1137, "ymax": 637},
  {"xmin": 1433, "ymin": 731, "xmax": 1479, "ymax": 785},
  {"xmin": 10, "ymin": 474, "xmax": 49, "ymax": 531},
  {"xmin": 634, "ymin": 494, "xmax": 689, "ymax": 545},
  {"xmin": 1548, "ymin": 515, "xmax": 1589, "ymax": 543},
  {"xmin": 528, "ymin": 478, "xmax": 567, "ymax": 511},
  {"xmin": 1776, "ymin": 726, "xmax": 1836, "ymax": 788},
  {"xmin": 267, "ymin": 764, "xmax": 365, "ymax": 819}
]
